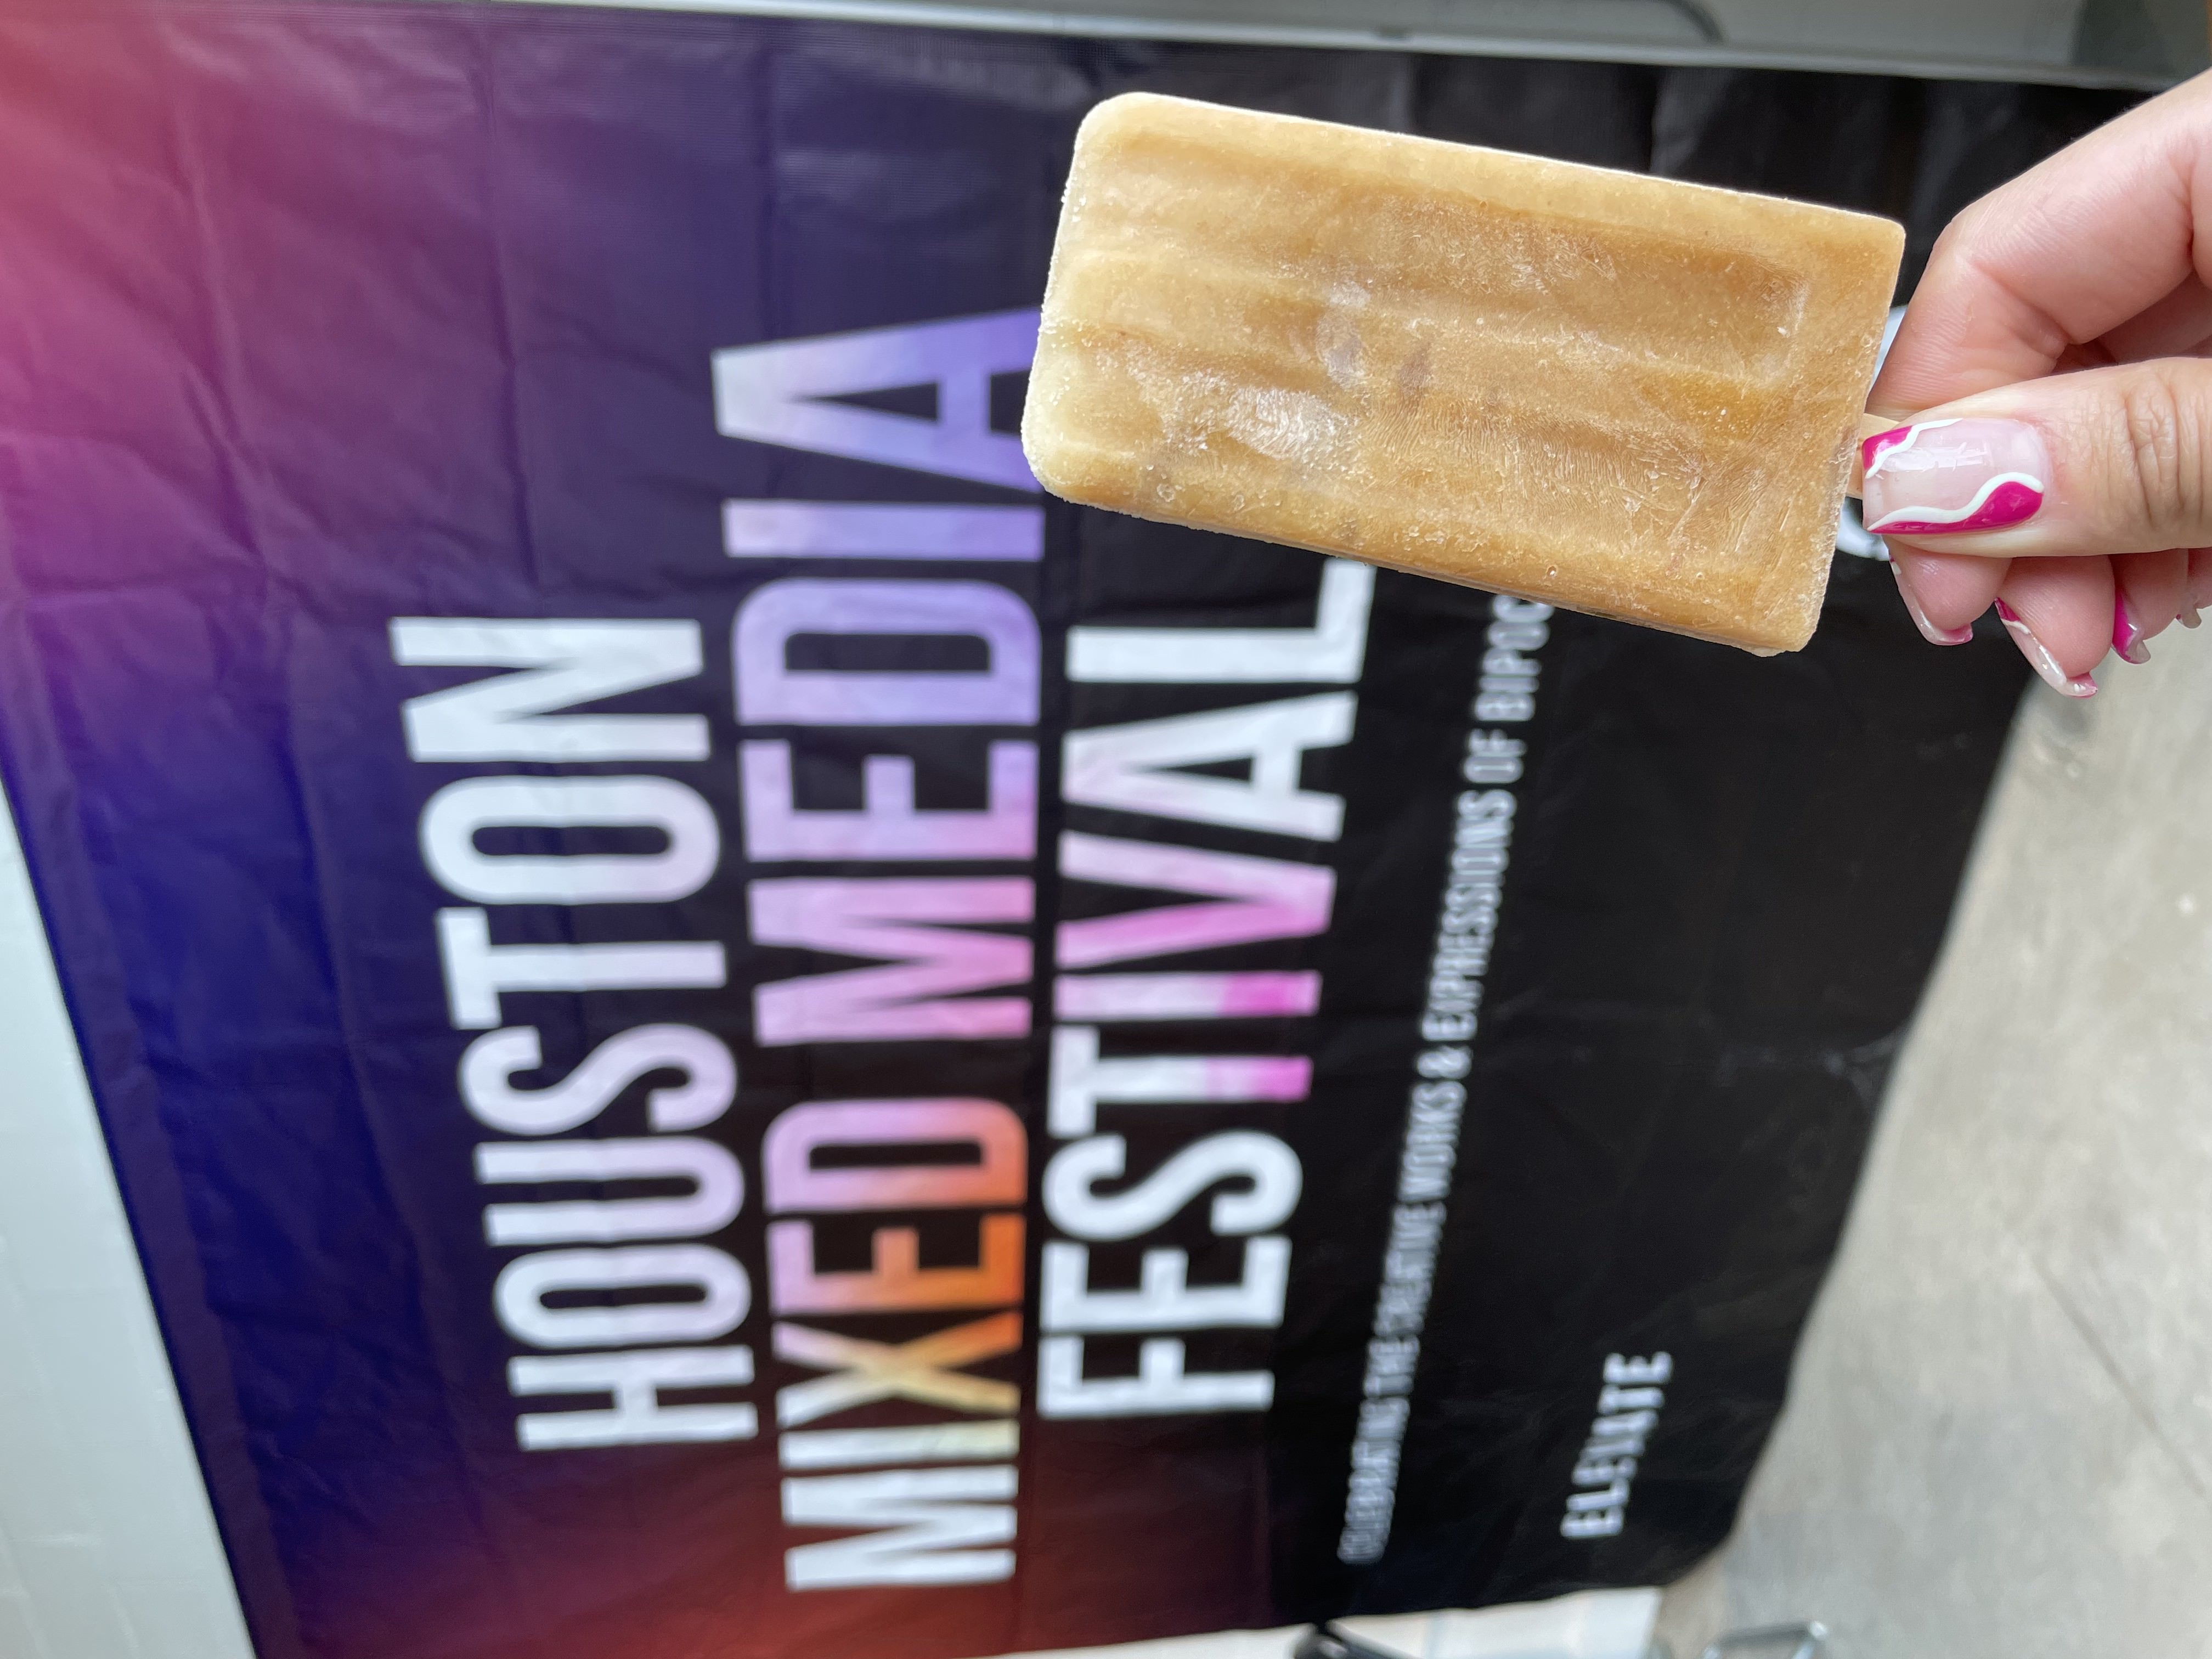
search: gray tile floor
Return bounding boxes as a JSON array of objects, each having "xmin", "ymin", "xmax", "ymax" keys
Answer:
[{"xmin": 1655, "ymin": 628, "xmax": 2212, "ymax": 1657}]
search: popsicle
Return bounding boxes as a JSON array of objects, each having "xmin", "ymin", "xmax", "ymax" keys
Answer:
[{"xmin": 1020, "ymin": 93, "xmax": 1905, "ymax": 655}]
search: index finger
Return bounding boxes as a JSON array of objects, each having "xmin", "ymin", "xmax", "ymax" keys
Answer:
[{"xmin": 1871, "ymin": 72, "xmax": 2212, "ymax": 416}]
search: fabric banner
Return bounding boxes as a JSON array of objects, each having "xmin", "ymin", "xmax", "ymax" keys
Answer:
[{"xmin": 0, "ymin": 8, "xmax": 2125, "ymax": 1657}]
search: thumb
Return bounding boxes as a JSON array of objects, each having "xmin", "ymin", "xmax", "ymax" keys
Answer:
[{"xmin": 1861, "ymin": 358, "xmax": 2212, "ymax": 558}]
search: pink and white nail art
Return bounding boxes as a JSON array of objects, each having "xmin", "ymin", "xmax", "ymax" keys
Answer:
[
  {"xmin": 1861, "ymin": 418, "xmax": 2048, "ymax": 535},
  {"xmin": 1995, "ymin": 599, "xmax": 2096, "ymax": 699}
]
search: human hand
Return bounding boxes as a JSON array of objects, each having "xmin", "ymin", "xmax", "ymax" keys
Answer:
[{"xmin": 1862, "ymin": 70, "xmax": 2212, "ymax": 696}]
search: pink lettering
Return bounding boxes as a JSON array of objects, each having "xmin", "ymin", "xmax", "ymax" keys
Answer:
[
  {"xmin": 733, "ymin": 579, "xmax": 1039, "ymax": 727},
  {"xmin": 741, "ymin": 740, "xmax": 1036, "ymax": 861},
  {"xmin": 1055, "ymin": 833, "xmax": 1334, "ymax": 969},
  {"xmin": 751, "ymin": 879, "xmax": 1033, "ymax": 1046},
  {"xmin": 769, "ymin": 1215, "xmax": 1026, "ymax": 1313},
  {"xmin": 1047, "ymin": 1025, "xmax": 1312, "ymax": 1136},
  {"xmin": 764, "ymin": 1099, "xmax": 1027, "ymax": 1213},
  {"xmin": 1054, "ymin": 971, "xmax": 1321, "ymax": 1022}
]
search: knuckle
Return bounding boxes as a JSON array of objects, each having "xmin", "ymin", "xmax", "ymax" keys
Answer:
[{"xmin": 2116, "ymin": 370, "xmax": 2209, "ymax": 541}]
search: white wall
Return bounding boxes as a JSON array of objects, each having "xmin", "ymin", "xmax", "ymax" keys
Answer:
[{"xmin": 0, "ymin": 792, "xmax": 256, "ymax": 1659}]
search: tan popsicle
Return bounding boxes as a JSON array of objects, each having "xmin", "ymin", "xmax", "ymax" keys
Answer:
[{"xmin": 1021, "ymin": 93, "xmax": 1906, "ymax": 655}]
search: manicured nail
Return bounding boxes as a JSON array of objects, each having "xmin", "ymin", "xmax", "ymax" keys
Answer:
[
  {"xmin": 2183, "ymin": 607, "xmax": 2204, "ymax": 629},
  {"xmin": 2113, "ymin": 594, "xmax": 2152, "ymax": 664},
  {"xmin": 1995, "ymin": 599, "xmax": 2097, "ymax": 697},
  {"xmin": 1861, "ymin": 419, "xmax": 2048, "ymax": 535},
  {"xmin": 1891, "ymin": 557, "xmax": 1973, "ymax": 645}
]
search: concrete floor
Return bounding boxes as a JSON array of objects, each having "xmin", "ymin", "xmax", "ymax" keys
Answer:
[{"xmin": 1654, "ymin": 626, "xmax": 2212, "ymax": 1657}]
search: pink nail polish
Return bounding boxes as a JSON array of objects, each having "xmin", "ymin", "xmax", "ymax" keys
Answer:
[
  {"xmin": 2113, "ymin": 593, "xmax": 2152, "ymax": 664},
  {"xmin": 1995, "ymin": 599, "xmax": 2097, "ymax": 698},
  {"xmin": 1891, "ymin": 557, "xmax": 1973, "ymax": 645},
  {"xmin": 1862, "ymin": 419, "xmax": 2048, "ymax": 535}
]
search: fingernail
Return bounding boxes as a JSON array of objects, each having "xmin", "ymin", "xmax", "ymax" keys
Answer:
[
  {"xmin": 1891, "ymin": 557, "xmax": 1974, "ymax": 645},
  {"xmin": 2113, "ymin": 593, "xmax": 2152, "ymax": 664},
  {"xmin": 1861, "ymin": 419, "xmax": 2049, "ymax": 535},
  {"xmin": 1995, "ymin": 599, "xmax": 2097, "ymax": 697},
  {"xmin": 2183, "ymin": 606, "xmax": 2204, "ymax": 629},
  {"xmin": 2188, "ymin": 566, "xmax": 2212, "ymax": 626}
]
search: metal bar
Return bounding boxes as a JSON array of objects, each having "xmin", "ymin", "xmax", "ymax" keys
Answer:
[
  {"xmin": 1701, "ymin": 1622, "xmax": 1829, "ymax": 1659},
  {"xmin": 431, "ymin": 0, "xmax": 2182, "ymax": 89}
]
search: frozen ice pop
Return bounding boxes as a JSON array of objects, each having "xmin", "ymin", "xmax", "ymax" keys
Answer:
[{"xmin": 1021, "ymin": 93, "xmax": 1905, "ymax": 654}]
